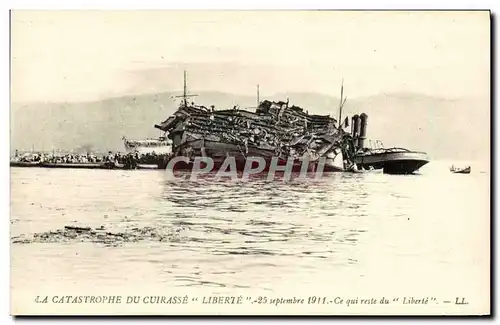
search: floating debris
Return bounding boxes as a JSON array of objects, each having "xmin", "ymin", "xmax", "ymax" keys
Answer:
[
  {"xmin": 64, "ymin": 225, "xmax": 91, "ymax": 232},
  {"xmin": 11, "ymin": 225, "xmax": 185, "ymax": 245}
]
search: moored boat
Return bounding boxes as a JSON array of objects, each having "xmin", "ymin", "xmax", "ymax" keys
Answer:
[
  {"xmin": 10, "ymin": 161, "xmax": 40, "ymax": 167},
  {"xmin": 40, "ymin": 162, "xmax": 104, "ymax": 169},
  {"xmin": 10, "ymin": 160, "xmax": 162, "ymax": 170},
  {"xmin": 354, "ymin": 147, "xmax": 429, "ymax": 175}
]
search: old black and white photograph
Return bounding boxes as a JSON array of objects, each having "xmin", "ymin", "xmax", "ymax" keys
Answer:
[{"xmin": 9, "ymin": 10, "xmax": 491, "ymax": 315}]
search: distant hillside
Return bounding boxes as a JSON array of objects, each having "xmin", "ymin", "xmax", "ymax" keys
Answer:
[{"xmin": 10, "ymin": 91, "xmax": 490, "ymax": 160}]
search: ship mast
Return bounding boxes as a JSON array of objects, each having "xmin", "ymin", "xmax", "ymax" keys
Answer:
[
  {"xmin": 183, "ymin": 70, "xmax": 187, "ymax": 106},
  {"xmin": 257, "ymin": 84, "xmax": 260, "ymax": 108},
  {"xmin": 173, "ymin": 70, "xmax": 197, "ymax": 107},
  {"xmin": 338, "ymin": 78, "xmax": 347, "ymax": 129}
]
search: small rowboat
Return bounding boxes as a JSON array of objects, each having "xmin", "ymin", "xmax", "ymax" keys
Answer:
[
  {"xmin": 137, "ymin": 164, "xmax": 160, "ymax": 170},
  {"xmin": 450, "ymin": 165, "xmax": 471, "ymax": 174}
]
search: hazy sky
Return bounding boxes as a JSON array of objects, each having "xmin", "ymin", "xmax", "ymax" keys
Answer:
[{"xmin": 11, "ymin": 10, "xmax": 490, "ymax": 102}]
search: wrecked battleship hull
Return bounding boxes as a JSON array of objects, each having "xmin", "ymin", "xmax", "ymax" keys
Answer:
[
  {"xmin": 165, "ymin": 156, "xmax": 344, "ymax": 173},
  {"xmin": 155, "ymin": 99, "xmax": 356, "ymax": 174},
  {"xmin": 161, "ymin": 136, "xmax": 345, "ymax": 173}
]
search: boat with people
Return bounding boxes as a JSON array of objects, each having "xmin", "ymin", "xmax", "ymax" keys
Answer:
[
  {"xmin": 9, "ymin": 161, "xmax": 41, "ymax": 168},
  {"xmin": 10, "ymin": 160, "xmax": 162, "ymax": 171},
  {"xmin": 9, "ymin": 149, "xmax": 165, "ymax": 170},
  {"xmin": 450, "ymin": 165, "xmax": 471, "ymax": 174},
  {"xmin": 40, "ymin": 162, "xmax": 103, "ymax": 169}
]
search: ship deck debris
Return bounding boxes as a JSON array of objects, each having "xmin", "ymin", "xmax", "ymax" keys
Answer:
[{"xmin": 155, "ymin": 99, "xmax": 360, "ymax": 170}]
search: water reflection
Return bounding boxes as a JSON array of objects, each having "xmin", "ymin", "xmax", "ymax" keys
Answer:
[{"xmin": 158, "ymin": 172, "xmax": 370, "ymax": 279}]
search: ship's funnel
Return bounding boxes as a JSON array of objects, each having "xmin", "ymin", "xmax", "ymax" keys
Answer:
[
  {"xmin": 359, "ymin": 113, "xmax": 368, "ymax": 148},
  {"xmin": 351, "ymin": 115, "xmax": 360, "ymax": 147},
  {"xmin": 351, "ymin": 115, "xmax": 359, "ymax": 136}
]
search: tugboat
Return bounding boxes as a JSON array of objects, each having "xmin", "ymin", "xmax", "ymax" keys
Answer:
[
  {"xmin": 355, "ymin": 147, "xmax": 429, "ymax": 174},
  {"xmin": 350, "ymin": 114, "xmax": 429, "ymax": 174}
]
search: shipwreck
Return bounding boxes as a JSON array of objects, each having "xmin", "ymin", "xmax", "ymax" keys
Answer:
[{"xmin": 154, "ymin": 72, "xmax": 369, "ymax": 173}]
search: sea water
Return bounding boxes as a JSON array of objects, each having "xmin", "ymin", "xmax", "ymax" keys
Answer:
[{"xmin": 10, "ymin": 160, "xmax": 490, "ymax": 313}]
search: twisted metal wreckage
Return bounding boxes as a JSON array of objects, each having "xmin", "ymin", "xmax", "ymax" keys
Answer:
[{"xmin": 153, "ymin": 72, "xmax": 368, "ymax": 173}]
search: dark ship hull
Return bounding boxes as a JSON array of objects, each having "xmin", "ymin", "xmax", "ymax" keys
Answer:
[
  {"xmin": 354, "ymin": 148, "xmax": 429, "ymax": 174},
  {"xmin": 159, "ymin": 137, "xmax": 345, "ymax": 173}
]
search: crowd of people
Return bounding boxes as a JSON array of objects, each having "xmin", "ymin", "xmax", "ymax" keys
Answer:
[
  {"xmin": 12, "ymin": 151, "xmax": 102, "ymax": 164},
  {"xmin": 102, "ymin": 151, "xmax": 167, "ymax": 169},
  {"xmin": 11, "ymin": 150, "xmax": 169, "ymax": 169}
]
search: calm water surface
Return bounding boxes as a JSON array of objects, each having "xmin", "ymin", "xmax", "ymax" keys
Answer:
[{"xmin": 10, "ymin": 161, "xmax": 490, "ymax": 299}]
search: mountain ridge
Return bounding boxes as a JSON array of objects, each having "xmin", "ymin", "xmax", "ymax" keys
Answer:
[
  {"xmin": 10, "ymin": 91, "xmax": 490, "ymax": 161},
  {"xmin": 11, "ymin": 90, "xmax": 481, "ymax": 106}
]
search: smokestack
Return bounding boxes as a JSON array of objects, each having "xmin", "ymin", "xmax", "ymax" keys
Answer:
[
  {"xmin": 359, "ymin": 113, "xmax": 368, "ymax": 149},
  {"xmin": 352, "ymin": 115, "xmax": 360, "ymax": 147},
  {"xmin": 350, "ymin": 115, "xmax": 356, "ymax": 135}
]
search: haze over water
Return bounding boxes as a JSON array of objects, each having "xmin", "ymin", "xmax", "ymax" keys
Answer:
[{"xmin": 10, "ymin": 160, "xmax": 489, "ymax": 314}]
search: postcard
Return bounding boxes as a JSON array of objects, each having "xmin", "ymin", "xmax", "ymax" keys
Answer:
[{"xmin": 10, "ymin": 10, "xmax": 491, "ymax": 315}]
